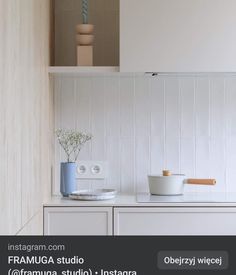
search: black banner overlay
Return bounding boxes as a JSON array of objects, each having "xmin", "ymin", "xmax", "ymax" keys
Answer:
[{"xmin": 0, "ymin": 236, "xmax": 236, "ymax": 275}]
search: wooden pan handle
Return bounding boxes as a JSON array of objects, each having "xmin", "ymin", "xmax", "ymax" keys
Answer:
[{"xmin": 187, "ymin": 179, "xmax": 216, "ymax": 185}]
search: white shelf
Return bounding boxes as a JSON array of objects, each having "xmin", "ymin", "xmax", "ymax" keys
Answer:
[{"xmin": 48, "ymin": 66, "xmax": 120, "ymax": 75}]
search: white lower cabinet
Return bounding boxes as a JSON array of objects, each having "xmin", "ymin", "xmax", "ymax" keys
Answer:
[
  {"xmin": 44, "ymin": 206, "xmax": 236, "ymax": 235},
  {"xmin": 44, "ymin": 207, "xmax": 112, "ymax": 235},
  {"xmin": 114, "ymin": 207, "xmax": 236, "ymax": 235}
]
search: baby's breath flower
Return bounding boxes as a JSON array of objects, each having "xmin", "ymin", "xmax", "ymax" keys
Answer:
[{"xmin": 56, "ymin": 129, "xmax": 92, "ymax": 162}]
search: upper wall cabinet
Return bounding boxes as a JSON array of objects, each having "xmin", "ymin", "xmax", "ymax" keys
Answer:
[{"xmin": 120, "ymin": 0, "xmax": 236, "ymax": 73}]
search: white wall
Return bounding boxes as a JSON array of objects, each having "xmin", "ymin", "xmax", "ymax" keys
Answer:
[{"xmin": 54, "ymin": 75, "xmax": 236, "ymax": 194}]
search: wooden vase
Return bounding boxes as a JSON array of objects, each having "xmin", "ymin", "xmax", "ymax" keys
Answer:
[{"xmin": 76, "ymin": 24, "xmax": 94, "ymax": 66}]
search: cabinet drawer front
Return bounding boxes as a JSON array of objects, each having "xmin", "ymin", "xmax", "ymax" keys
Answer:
[
  {"xmin": 114, "ymin": 208, "xmax": 236, "ymax": 235},
  {"xmin": 44, "ymin": 207, "xmax": 112, "ymax": 235}
]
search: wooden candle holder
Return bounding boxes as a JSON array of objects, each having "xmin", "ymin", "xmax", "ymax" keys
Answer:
[{"xmin": 76, "ymin": 24, "xmax": 94, "ymax": 66}]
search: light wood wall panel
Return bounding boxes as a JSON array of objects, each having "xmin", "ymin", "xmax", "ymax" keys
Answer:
[{"xmin": 0, "ymin": 0, "xmax": 53, "ymax": 235}]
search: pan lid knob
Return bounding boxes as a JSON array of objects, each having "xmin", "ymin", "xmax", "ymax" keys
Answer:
[{"xmin": 163, "ymin": 170, "xmax": 172, "ymax": 176}]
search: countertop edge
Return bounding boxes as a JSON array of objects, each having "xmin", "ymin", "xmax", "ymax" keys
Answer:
[{"xmin": 43, "ymin": 193, "xmax": 236, "ymax": 207}]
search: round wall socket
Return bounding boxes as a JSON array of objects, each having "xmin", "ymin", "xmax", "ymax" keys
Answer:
[
  {"xmin": 91, "ymin": 165, "xmax": 101, "ymax": 174},
  {"xmin": 77, "ymin": 165, "xmax": 87, "ymax": 174}
]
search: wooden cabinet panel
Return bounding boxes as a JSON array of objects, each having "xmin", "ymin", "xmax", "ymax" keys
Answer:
[{"xmin": 0, "ymin": 0, "xmax": 52, "ymax": 235}]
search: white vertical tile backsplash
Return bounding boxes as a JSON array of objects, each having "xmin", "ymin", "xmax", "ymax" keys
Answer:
[
  {"xmin": 120, "ymin": 138, "xmax": 135, "ymax": 194},
  {"xmin": 209, "ymin": 77, "xmax": 226, "ymax": 192},
  {"xmin": 180, "ymin": 78, "xmax": 196, "ymax": 192},
  {"xmin": 180, "ymin": 78, "xmax": 195, "ymax": 138},
  {"xmin": 165, "ymin": 78, "xmax": 180, "ymax": 173},
  {"xmin": 59, "ymin": 78, "xmax": 76, "ymax": 129},
  {"xmin": 194, "ymin": 77, "xmax": 211, "ymax": 192},
  {"xmin": 104, "ymin": 77, "xmax": 120, "ymax": 137},
  {"xmin": 120, "ymin": 77, "xmax": 135, "ymax": 137},
  {"xmin": 54, "ymin": 75, "xmax": 236, "ymax": 195},
  {"xmin": 136, "ymin": 136, "xmax": 150, "ymax": 193},
  {"xmin": 75, "ymin": 77, "xmax": 92, "ymax": 133},
  {"xmin": 135, "ymin": 77, "xmax": 150, "ymax": 136},
  {"xmin": 225, "ymin": 78, "xmax": 236, "ymax": 191},
  {"xmin": 150, "ymin": 135, "xmax": 165, "ymax": 175},
  {"xmin": 149, "ymin": 78, "xmax": 165, "ymax": 137},
  {"xmin": 195, "ymin": 78, "xmax": 210, "ymax": 137}
]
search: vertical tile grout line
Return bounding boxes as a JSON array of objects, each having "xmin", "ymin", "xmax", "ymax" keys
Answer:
[
  {"xmin": 148, "ymin": 77, "xmax": 152, "ymax": 176},
  {"xmin": 208, "ymin": 77, "xmax": 212, "ymax": 193},
  {"xmin": 74, "ymin": 77, "xmax": 77, "ymax": 190},
  {"xmin": 103, "ymin": 75, "xmax": 107, "ymax": 188},
  {"xmin": 224, "ymin": 77, "xmax": 228, "ymax": 192},
  {"xmin": 163, "ymin": 78, "xmax": 166, "ymax": 169},
  {"xmin": 179, "ymin": 78, "xmax": 182, "ymax": 174},
  {"xmin": 118, "ymin": 75, "xmax": 122, "ymax": 193},
  {"xmin": 193, "ymin": 78, "xmax": 197, "ymax": 178},
  {"xmin": 223, "ymin": 77, "xmax": 228, "ymax": 192},
  {"xmin": 133, "ymin": 74, "xmax": 137, "ymax": 194},
  {"xmin": 89, "ymin": 77, "xmax": 93, "ymax": 190}
]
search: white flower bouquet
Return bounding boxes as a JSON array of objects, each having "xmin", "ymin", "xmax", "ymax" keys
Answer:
[{"xmin": 56, "ymin": 129, "xmax": 92, "ymax": 163}]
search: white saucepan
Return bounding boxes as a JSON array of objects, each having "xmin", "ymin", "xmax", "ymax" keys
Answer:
[{"xmin": 148, "ymin": 170, "xmax": 216, "ymax": 196}]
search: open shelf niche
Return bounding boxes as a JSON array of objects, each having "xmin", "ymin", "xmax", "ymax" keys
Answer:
[{"xmin": 50, "ymin": 0, "xmax": 119, "ymax": 75}]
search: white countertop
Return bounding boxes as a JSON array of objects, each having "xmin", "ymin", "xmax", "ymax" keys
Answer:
[{"xmin": 44, "ymin": 193, "xmax": 236, "ymax": 207}]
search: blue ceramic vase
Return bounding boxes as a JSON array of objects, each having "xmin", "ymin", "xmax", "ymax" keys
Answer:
[{"xmin": 60, "ymin": 162, "xmax": 76, "ymax": 197}]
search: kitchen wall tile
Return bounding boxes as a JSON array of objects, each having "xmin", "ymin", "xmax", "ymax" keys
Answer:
[
  {"xmin": 226, "ymin": 137, "xmax": 236, "ymax": 171},
  {"xmin": 165, "ymin": 78, "xmax": 180, "ymax": 138},
  {"xmin": 150, "ymin": 78, "xmax": 165, "ymax": 137},
  {"xmin": 226, "ymin": 170, "xmax": 236, "ymax": 192},
  {"xmin": 135, "ymin": 77, "xmax": 150, "ymax": 136},
  {"xmin": 104, "ymin": 77, "xmax": 120, "ymax": 137},
  {"xmin": 150, "ymin": 135, "xmax": 165, "ymax": 175},
  {"xmin": 106, "ymin": 137, "xmax": 121, "ymax": 192},
  {"xmin": 164, "ymin": 78, "xmax": 181, "ymax": 173},
  {"xmin": 165, "ymin": 136, "xmax": 180, "ymax": 173},
  {"xmin": 136, "ymin": 136, "xmax": 150, "ymax": 193},
  {"xmin": 210, "ymin": 77, "xmax": 226, "ymax": 138},
  {"xmin": 120, "ymin": 77, "xmax": 135, "ymax": 137},
  {"xmin": 210, "ymin": 137, "xmax": 226, "ymax": 192},
  {"xmin": 120, "ymin": 138, "xmax": 135, "ymax": 194},
  {"xmin": 180, "ymin": 78, "xmax": 195, "ymax": 138},
  {"xmin": 226, "ymin": 78, "xmax": 236, "ymax": 136},
  {"xmin": 54, "ymin": 75, "xmax": 236, "ymax": 194},
  {"xmin": 195, "ymin": 136, "xmax": 211, "ymax": 192},
  {"xmin": 59, "ymin": 77, "xmax": 76, "ymax": 129},
  {"xmin": 180, "ymin": 138, "xmax": 195, "ymax": 176},
  {"xmin": 195, "ymin": 77, "xmax": 210, "ymax": 137},
  {"xmin": 91, "ymin": 77, "xmax": 105, "ymax": 136},
  {"xmin": 180, "ymin": 138, "xmax": 196, "ymax": 193},
  {"xmin": 91, "ymin": 179, "xmax": 106, "ymax": 190},
  {"xmin": 75, "ymin": 77, "xmax": 92, "ymax": 132},
  {"xmin": 77, "ymin": 179, "xmax": 92, "ymax": 191},
  {"xmin": 90, "ymin": 83, "xmax": 106, "ymax": 192},
  {"xmin": 91, "ymin": 135, "xmax": 106, "ymax": 161}
]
